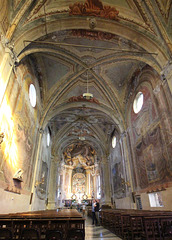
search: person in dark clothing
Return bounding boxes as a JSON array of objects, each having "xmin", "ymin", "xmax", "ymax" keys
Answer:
[
  {"xmin": 95, "ymin": 199, "xmax": 100, "ymax": 226},
  {"xmin": 92, "ymin": 199, "xmax": 97, "ymax": 225}
]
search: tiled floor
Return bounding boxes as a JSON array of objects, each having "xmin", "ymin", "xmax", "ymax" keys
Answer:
[{"xmin": 85, "ymin": 216, "xmax": 122, "ymax": 240}]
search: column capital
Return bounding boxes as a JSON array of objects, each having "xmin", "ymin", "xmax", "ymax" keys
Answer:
[{"xmin": 1, "ymin": 34, "xmax": 19, "ymax": 65}]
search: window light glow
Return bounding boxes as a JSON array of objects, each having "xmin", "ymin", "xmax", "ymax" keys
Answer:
[
  {"xmin": 112, "ymin": 136, "xmax": 117, "ymax": 148},
  {"xmin": 29, "ymin": 84, "xmax": 36, "ymax": 108},
  {"xmin": 148, "ymin": 192, "xmax": 163, "ymax": 207},
  {"xmin": 133, "ymin": 92, "xmax": 144, "ymax": 114},
  {"xmin": 0, "ymin": 96, "xmax": 18, "ymax": 172},
  {"xmin": 47, "ymin": 132, "xmax": 50, "ymax": 147}
]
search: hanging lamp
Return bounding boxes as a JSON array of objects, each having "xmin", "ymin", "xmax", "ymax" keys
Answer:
[{"xmin": 83, "ymin": 70, "xmax": 93, "ymax": 100}]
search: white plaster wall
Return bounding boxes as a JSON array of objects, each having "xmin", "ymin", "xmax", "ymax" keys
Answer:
[
  {"xmin": 141, "ymin": 187, "xmax": 172, "ymax": 211},
  {"xmin": 0, "ymin": 188, "xmax": 30, "ymax": 214}
]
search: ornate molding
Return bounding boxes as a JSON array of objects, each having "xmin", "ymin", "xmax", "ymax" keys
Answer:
[
  {"xmin": 155, "ymin": 0, "xmax": 172, "ymax": 21},
  {"xmin": 25, "ymin": 9, "xmax": 68, "ymax": 24},
  {"xmin": 72, "ymin": 29, "xmax": 114, "ymax": 40},
  {"xmin": 68, "ymin": 95, "xmax": 99, "ymax": 104},
  {"xmin": 133, "ymin": 0, "xmax": 155, "ymax": 33},
  {"xmin": 69, "ymin": 0, "xmax": 119, "ymax": 20}
]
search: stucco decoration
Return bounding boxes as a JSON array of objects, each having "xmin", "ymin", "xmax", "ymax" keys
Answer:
[
  {"xmin": 69, "ymin": 0, "xmax": 119, "ymax": 20},
  {"xmin": 68, "ymin": 94, "xmax": 99, "ymax": 104},
  {"xmin": 72, "ymin": 29, "xmax": 114, "ymax": 41},
  {"xmin": 63, "ymin": 143, "xmax": 96, "ymax": 167}
]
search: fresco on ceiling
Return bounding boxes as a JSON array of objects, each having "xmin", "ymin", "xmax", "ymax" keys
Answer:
[
  {"xmin": 63, "ymin": 143, "xmax": 96, "ymax": 167},
  {"xmin": 42, "ymin": 56, "xmax": 70, "ymax": 90},
  {"xmin": 0, "ymin": 71, "xmax": 38, "ymax": 191},
  {"xmin": 67, "ymin": 124, "xmax": 94, "ymax": 138},
  {"xmin": 68, "ymin": 95, "xmax": 99, "ymax": 104},
  {"xmin": 69, "ymin": 0, "xmax": 119, "ymax": 20},
  {"xmin": 72, "ymin": 173, "xmax": 86, "ymax": 194}
]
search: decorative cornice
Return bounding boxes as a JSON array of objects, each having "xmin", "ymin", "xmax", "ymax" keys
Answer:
[
  {"xmin": 68, "ymin": 95, "xmax": 99, "ymax": 104},
  {"xmin": 72, "ymin": 29, "xmax": 114, "ymax": 41},
  {"xmin": 69, "ymin": 0, "xmax": 119, "ymax": 20}
]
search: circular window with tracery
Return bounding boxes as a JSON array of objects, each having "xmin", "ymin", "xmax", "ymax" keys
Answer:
[
  {"xmin": 133, "ymin": 92, "xmax": 143, "ymax": 114},
  {"xmin": 112, "ymin": 136, "xmax": 117, "ymax": 148},
  {"xmin": 29, "ymin": 84, "xmax": 36, "ymax": 108}
]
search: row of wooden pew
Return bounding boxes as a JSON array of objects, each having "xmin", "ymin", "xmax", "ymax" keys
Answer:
[
  {"xmin": 88, "ymin": 208, "xmax": 172, "ymax": 239},
  {"xmin": 0, "ymin": 209, "xmax": 85, "ymax": 239}
]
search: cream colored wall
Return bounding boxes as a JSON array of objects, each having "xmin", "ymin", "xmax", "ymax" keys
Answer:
[
  {"xmin": 0, "ymin": 188, "xmax": 30, "ymax": 214},
  {"xmin": 141, "ymin": 187, "xmax": 172, "ymax": 211},
  {"xmin": 115, "ymin": 196, "xmax": 135, "ymax": 209}
]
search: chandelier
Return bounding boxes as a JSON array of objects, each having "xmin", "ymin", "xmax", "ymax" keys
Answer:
[{"xmin": 83, "ymin": 70, "xmax": 93, "ymax": 100}]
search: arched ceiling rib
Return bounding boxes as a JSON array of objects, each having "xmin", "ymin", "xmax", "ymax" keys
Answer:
[{"xmin": 5, "ymin": 0, "xmax": 172, "ymax": 161}]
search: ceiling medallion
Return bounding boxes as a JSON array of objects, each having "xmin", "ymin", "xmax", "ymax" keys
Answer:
[{"xmin": 69, "ymin": 0, "xmax": 119, "ymax": 20}]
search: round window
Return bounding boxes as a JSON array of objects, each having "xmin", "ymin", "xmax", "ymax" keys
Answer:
[
  {"xmin": 112, "ymin": 136, "xmax": 116, "ymax": 148},
  {"xmin": 133, "ymin": 92, "xmax": 143, "ymax": 114},
  {"xmin": 29, "ymin": 84, "xmax": 36, "ymax": 107},
  {"xmin": 47, "ymin": 132, "xmax": 50, "ymax": 147}
]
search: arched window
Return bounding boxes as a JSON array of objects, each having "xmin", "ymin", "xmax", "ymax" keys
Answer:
[
  {"xmin": 112, "ymin": 136, "xmax": 117, "ymax": 148},
  {"xmin": 133, "ymin": 91, "xmax": 143, "ymax": 114},
  {"xmin": 29, "ymin": 84, "xmax": 36, "ymax": 107},
  {"xmin": 47, "ymin": 132, "xmax": 50, "ymax": 147}
]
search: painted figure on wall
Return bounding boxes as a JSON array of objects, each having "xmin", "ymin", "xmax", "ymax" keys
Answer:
[
  {"xmin": 36, "ymin": 162, "xmax": 48, "ymax": 200},
  {"xmin": 144, "ymin": 144, "xmax": 158, "ymax": 182},
  {"xmin": 72, "ymin": 173, "xmax": 86, "ymax": 194},
  {"xmin": 112, "ymin": 162, "xmax": 125, "ymax": 198},
  {"xmin": 136, "ymin": 127, "xmax": 167, "ymax": 189}
]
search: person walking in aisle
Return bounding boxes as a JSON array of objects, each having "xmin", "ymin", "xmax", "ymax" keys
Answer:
[
  {"xmin": 92, "ymin": 199, "xmax": 97, "ymax": 225},
  {"xmin": 95, "ymin": 199, "xmax": 100, "ymax": 226}
]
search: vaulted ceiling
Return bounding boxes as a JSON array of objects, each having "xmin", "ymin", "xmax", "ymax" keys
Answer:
[{"xmin": 2, "ymin": 0, "xmax": 172, "ymax": 161}]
